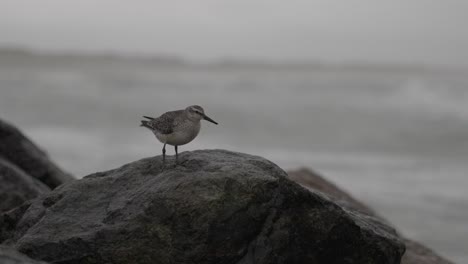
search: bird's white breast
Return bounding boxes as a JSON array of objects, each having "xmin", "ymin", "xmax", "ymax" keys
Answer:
[{"xmin": 155, "ymin": 121, "xmax": 201, "ymax": 146}]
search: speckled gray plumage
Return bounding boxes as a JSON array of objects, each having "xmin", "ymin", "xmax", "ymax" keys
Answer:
[
  {"xmin": 143, "ymin": 110, "xmax": 186, "ymax": 135},
  {"xmin": 140, "ymin": 105, "xmax": 217, "ymax": 163}
]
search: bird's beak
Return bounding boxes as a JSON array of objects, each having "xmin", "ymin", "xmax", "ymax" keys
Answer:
[{"xmin": 203, "ymin": 114, "xmax": 218, "ymax": 125}]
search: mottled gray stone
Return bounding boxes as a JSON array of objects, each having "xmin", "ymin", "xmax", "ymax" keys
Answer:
[
  {"xmin": 0, "ymin": 246, "xmax": 46, "ymax": 264},
  {"xmin": 3, "ymin": 150, "xmax": 404, "ymax": 264},
  {"xmin": 0, "ymin": 158, "xmax": 50, "ymax": 212},
  {"xmin": 0, "ymin": 119, "xmax": 73, "ymax": 189},
  {"xmin": 288, "ymin": 168, "xmax": 454, "ymax": 264}
]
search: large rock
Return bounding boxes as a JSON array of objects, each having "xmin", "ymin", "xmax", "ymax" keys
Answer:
[
  {"xmin": 0, "ymin": 119, "xmax": 74, "ymax": 189},
  {"xmin": 0, "ymin": 159, "xmax": 50, "ymax": 212},
  {"xmin": 402, "ymin": 239, "xmax": 455, "ymax": 264},
  {"xmin": 288, "ymin": 168, "xmax": 454, "ymax": 264},
  {"xmin": 0, "ymin": 246, "xmax": 47, "ymax": 264},
  {"xmin": 288, "ymin": 168, "xmax": 379, "ymax": 217},
  {"xmin": 2, "ymin": 150, "xmax": 405, "ymax": 264}
]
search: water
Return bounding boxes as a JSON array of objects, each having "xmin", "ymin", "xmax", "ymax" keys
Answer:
[{"xmin": 1, "ymin": 54, "xmax": 467, "ymax": 262}]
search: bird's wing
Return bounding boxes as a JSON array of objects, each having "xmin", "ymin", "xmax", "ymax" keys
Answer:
[{"xmin": 147, "ymin": 110, "xmax": 184, "ymax": 134}]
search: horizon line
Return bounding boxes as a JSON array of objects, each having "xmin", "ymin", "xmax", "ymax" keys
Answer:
[{"xmin": 0, "ymin": 45, "xmax": 466, "ymax": 73}]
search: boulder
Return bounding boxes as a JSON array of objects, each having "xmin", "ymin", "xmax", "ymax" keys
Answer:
[
  {"xmin": 2, "ymin": 150, "xmax": 404, "ymax": 264},
  {"xmin": 0, "ymin": 158, "xmax": 50, "ymax": 212},
  {"xmin": 0, "ymin": 246, "xmax": 47, "ymax": 264},
  {"xmin": 0, "ymin": 202, "xmax": 33, "ymax": 243},
  {"xmin": 0, "ymin": 119, "xmax": 74, "ymax": 189},
  {"xmin": 402, "ymin": 239, "xmax": 455, "ymax": 264},
  {"xmin": 287, "ymin": 168, "xmax": 379, "ymax": 217},
  {"xmin": 288, "ymin": 168, "xmax": 454, "ymax": 264}
]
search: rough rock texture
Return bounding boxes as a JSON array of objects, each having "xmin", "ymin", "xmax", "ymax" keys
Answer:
[
  {"xmin": 0, "ymin": 119, "xmax": 74, "ymax": 189},
  {"xmin": 402, "ymin": 239, "xmax": 455, "ymax": 264},
  {"xmin": 288, "ymin": 168, "xmax": 454, "ymax": 264},
  {"xmin": 2, "ymin": 150, "xmax": 404, "ymax": 264},
  {"xmin": 0, "ymin": 202, "xmax": 33, "ymax": 243},
  {"xmin": 0, "ymin": 159, "xmax": 50, "ymax": 212},
  {"xmin": 287, "ymin": 168, "xmax": 379, "ymax": 217},
  {"xmin": 0, "ymin": 246, "xmax": 47, "ymax": 264}
]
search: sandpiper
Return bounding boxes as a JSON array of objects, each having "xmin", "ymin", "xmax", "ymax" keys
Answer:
[{"xmin": 140, "ymin": 105, "xmax": 218, "ymax": 165}]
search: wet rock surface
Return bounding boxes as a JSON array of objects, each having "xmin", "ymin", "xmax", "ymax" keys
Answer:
[
  {"xmin": 2, "ymin": 150, "xmax": 404, "ymax": 264},
  {"xmin": 0, "ymin": 246, "xmax": 47, "ymax": 264},
  {"xmin": 288, "ymin": 168, "xmax": 454, "ymax": 264},
  {"xmin": 0, "ymin": 159, "xmax": 50, "ymax": 212},
  {"xmin": 0, "ymin": 119, "xmax": 73, "ymax": 190},
  {"xmin": 402, "ymin": 239, "xmax": 455, "ymax": 264}
]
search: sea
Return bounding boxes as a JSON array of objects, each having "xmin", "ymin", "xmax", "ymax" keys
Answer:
[{"xmin": 0, "ymin": 50, "xmax": 467, "ymax": 263}]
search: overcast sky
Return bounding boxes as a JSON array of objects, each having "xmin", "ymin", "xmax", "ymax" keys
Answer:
[{"xmin": 1, "ymin": 0, "xmax": 468, "ymax": 66}]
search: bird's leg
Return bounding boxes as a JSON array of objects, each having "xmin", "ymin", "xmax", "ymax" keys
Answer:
[
  {"xmin": 175, "ymin": 145, "xmax": 178, "ymax": 165},
  {"xmin": 162, "ymin": 143, "xmax": 166, "ymax": 165}
]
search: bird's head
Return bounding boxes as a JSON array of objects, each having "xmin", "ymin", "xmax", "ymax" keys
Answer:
[{"xmin": 186, "ymin": 105, "xmax": 218, "ymax": 125}]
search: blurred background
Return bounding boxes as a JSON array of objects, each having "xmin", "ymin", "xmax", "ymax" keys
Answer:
[{"xmin": 1, "ymin": 0, "xmax": 467, "ymax": 262}]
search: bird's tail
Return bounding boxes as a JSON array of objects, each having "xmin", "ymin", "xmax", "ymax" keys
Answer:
[{"xmin": 140, "ymin": 120, "xmax": 152, "ymax": 129}]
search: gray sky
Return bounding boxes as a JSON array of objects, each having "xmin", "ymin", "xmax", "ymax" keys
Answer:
[{"xmin": 1, "ymin": 0, "xmax": 468, "ymax": 66}]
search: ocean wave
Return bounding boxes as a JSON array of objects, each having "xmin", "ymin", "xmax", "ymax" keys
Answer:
[{"xmin": 390, "ymin": 78, "xmax": 468, "ymax": 119}]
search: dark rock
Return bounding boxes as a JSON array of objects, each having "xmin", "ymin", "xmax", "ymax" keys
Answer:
[
  {"xmin": 287, "ymin": 168, "xmax": 379, "ymax": 217},
  {"xmin": 0, "ymin": 202, "xmax": 33, "ymax": 243},
  {"xmin": 0, "ymin": 246, "xmax": 47, "ymax": 264},
  {"xmin": 402, "ymin": 239, "xmax": 455, "ymax": 264},
  {"xmin": 0, "ymin": 159, "xmax": 50, "ymax": 212},
  {"xmin": 0, "ymin": 119, "xmax": 74, "ymax": 189},
  {"xmin": 2, "ymin": 150, "xmax": 404, "ymax": 264},
  {"xmin": 288, "ymin": 168, "xmax": 454, "ymax": 264}
]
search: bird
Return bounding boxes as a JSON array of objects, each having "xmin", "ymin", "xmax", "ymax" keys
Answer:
[{"xmin": 140, "ymin": 105, "xmax": 218, "ymax": 165}]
